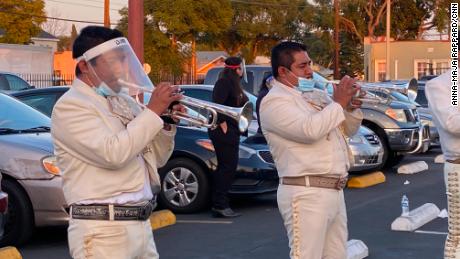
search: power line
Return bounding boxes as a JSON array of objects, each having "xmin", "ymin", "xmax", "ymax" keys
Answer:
[
  {"xmin": 229, "ymin": 0, "xmax": 309, "ymax": 8},
  {"xmin": 68, "ymin": 0, "xmax": 127, "ymax": 7},
  {"xmin": 46, "ymin": 0, "xmax": 123, "ymax": 11},
  {"xmin": 0, "ymin": 9, "xmax": 118, "ymax": 25}
]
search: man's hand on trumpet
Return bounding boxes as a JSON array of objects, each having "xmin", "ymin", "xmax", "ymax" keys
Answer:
[
  {"xmin": 348, "ymin": 86, "xmax": 366, "ymax": 111},
  {"xmin": 332, "ymin": 75, "xmax": 359, "ymax": 110},
  {"xmin": 147, "ymin": 82, "xmax": 183, "ymax": 116}
]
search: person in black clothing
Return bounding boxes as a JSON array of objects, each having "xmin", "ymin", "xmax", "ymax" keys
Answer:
[
  {"xmin": 208, "ymin": 57, "xmax": 248, "ymax": 218},
  {"xmin": 243, "ymin": 74, "xmax": 272, "ymax": 145},
  {"xmin": 256, "ymin": 75, "xmax": 273, "ymax": 135}
]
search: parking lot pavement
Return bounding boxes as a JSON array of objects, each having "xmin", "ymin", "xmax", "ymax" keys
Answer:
[{"xmin": 20, "ymin": 148, "xmax": 446, "ymax": 259}]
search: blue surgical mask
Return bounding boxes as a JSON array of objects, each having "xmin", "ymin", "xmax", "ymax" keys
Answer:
[
  {"xmin": 287, "ymin": 69, "xmax": 315, "ymax": 92},
  {"xmin": 297, "ymin": 77, "xmax": 315, "ymax": 92},
  {"xmin": 94, "ymin": 82, "xmax": 117, "ymax": 97}
]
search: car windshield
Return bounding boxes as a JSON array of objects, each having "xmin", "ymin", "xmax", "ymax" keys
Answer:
[{"xmin": 0, "ymin": 93, "xmax": 51, "ymax": 131}]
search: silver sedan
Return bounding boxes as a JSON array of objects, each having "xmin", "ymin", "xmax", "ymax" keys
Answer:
[{"xmin": 0, "ymin": 93, "xmax": 67, "ymax": 246}]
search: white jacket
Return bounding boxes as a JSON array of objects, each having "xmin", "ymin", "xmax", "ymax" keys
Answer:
[
  {"xmin": 425, "ymin": 70, "xmax": 460, "ymax": 160},
  {"xmin": 260, "ymin": 79, "xmax": 363, "ymax": 177},
  {"xmin": 52, "ymin": 79, "xmax": 175, "ymax": 205}
]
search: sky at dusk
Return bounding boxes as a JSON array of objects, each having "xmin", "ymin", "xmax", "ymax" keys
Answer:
[{"xmin": 44, "ymin": 0, "xmax": 128, "ymax": 34}]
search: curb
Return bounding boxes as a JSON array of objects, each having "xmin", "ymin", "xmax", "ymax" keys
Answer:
[
  {"xmin": 347, "ymin": 171, "xmax": 386, "ymax": 188},
  {"xmin": 347, "ymin": 239, "xmax": 369, "ymax": 259},
  {"xmin": 391, "ymin": 203, "xmax": 440, "ymax": 231},
  {"xmin": 434, "ymin": 154, "xmax": 445, "ymax": 164},
  {"xmin": 150, "ymin": 209, "xmax": 176, "ymax": 230},
  {"xmin": 0, "ymin": 246, "xmax": 21, "ymax": 259},
  {"xmin": 397, "ymin": 161, "xmax": 428, "ymax": 174}
]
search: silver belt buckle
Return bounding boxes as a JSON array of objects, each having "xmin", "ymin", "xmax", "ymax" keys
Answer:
[
  {"xmin": 335, "ymin": 177, "xmax": 348, "ymax": 190},
  {"xmin": 139, "ymin": 202, "xmax": 153, "ymax": 220}
]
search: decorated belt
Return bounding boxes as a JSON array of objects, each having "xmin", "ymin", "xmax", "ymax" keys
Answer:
[
  {"xmin": 281, "ymin": 175, "xmax": 348, "ymax": 190},
  {"xmin": 71, "ymin": 200, "xmax": 156, "ymax": 221}
]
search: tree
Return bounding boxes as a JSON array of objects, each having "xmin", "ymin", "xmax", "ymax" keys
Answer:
[
  {"xmin": 41, "ymin": 7, "xmax": 68, "ymax": 37},
  {"xmin": 0, "ymin": 0, "xmax": 46, "ymax": 44},
  {"xmin": 417, "ymin": 0, "xmax": 451, "ymax": 39},
  {"xmin": 146, "ymin": 0, "xmax": 233, "ymax": 79},
  {"xmin": 57, "ymin": 24, "xmax": 78, "ymax": 52},
  {"xmin": 117, "ymin": 1, "xmax": 233, "ymax": 80},
  {"xmin": 204, "ymin": 0, "xmax": 307, "ymax": 63},
  {"xmin": 340, "ymin": 0, "xmax": 451, "ymax": 41},
  {"xmin": 304, "ymin": 0, "xmax": 451, "ymax": 77}
]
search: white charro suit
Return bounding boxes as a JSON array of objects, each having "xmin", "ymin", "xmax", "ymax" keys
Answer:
[
  {"xmin": 260, "ymin": 79, "xmax": 363, "ymax": 259},
  {"xmin": 52, "ymin": 78, "xmax": 175, "ymax": 259},
  {"xmin": 425, "ymin": 70, "xmax": 460, "ymax": 259}
]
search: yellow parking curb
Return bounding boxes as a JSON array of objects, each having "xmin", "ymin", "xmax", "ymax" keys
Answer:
[
  {"xmin": 0, "ymin": 246, "xmax": 22, "ymax": 259},
  {"xmin": 347, "ymin": 171, "xmax": 386, "ymax": 188},
  {"xmin": 150, "ymin": 209, "xmax": 176, "ymax": 230}
]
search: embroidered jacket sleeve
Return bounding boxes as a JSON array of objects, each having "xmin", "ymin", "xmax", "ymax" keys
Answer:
[
  {"xmin": 341, "ymin": 109, "xmax": 364, "ymax": 137},
  {"xmin": 148, "ymin": 126, "xmax": 176, "ymax": 167}
]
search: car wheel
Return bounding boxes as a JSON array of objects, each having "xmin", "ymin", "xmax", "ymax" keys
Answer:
[
  {"xmin": 0, "ymin": 178, "xmax": 34, "ymax": 246},
  {"xmin": 386, "ymin": 153, "xmax": 405, "ymax": 168},
  {"xmin": 158, "ymin": 158, "xmax": 210, "ymax": 213}
]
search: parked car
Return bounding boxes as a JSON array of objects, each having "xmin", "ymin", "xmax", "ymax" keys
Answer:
[
  {"xmin": 205, "ymin": 66, "xmax": 426, "ymax": 168},
  {"xmin": 368, "ymin": 88, "xmax": 438, "ymax": 148},
  {"xmin": 9, "ymin": 86, "xmax": 69, "ymax": 117},
  {"xmin": 0, "ymin": 175, "xmax": 8, "ymax": 240},
  {"xmin": 12, "ymin": 87, "xmax": 278, "ymax": 213},
  {"xmin": 0, "ymin": 72, "xmax": 34, "ymax": 93},
  {"xmin": 0, "ymin": 93, "xmax": 67, "ymax": 246},
  {"xmin": 179, "ymin": 85, "xmax": 384, "ymax": 172},
  {"xmin": 159, "ymin": 125, "xmax": 277, "ymax": 213},
  {"xmin": 415, "ymin": 80, "xmax": 440, "ymax": 147}
]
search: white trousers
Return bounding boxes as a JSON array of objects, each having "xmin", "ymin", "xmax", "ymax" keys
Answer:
[
  {"xmin": 277, "ymin": 184, "xmax": 348, "ymax": 259},
  {"xmin": 445, "ymin": 162, "xmax": 460, "ymax": 259},
  {"xmin": 68, "ymin": 218, "xmax": 159, "ymax": 259}
]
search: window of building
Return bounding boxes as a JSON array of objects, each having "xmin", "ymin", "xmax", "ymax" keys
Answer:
[
  {"xmin": 375, "ymin": 60, "xmax": 386, "ymax": 82},
  {"xmin": 413, "ymin": 59, "xmax": 430, "ymax": 79},
  {"xmin": 432, "ymin": 59, "xmax": 450, "ymax": 75}
]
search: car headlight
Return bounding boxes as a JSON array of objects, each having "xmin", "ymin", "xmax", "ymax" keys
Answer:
[
  {"xmin": 238, "ymin": 145, "xmax": 257, "ymax": 159},
  {"xmin": 385, "ymin": 108, "xmax": 407, "ymax": 123},
  {"xmin": 41, "ymin": 156, "xmax": 60, "ymax": 176},
  {"xmin": 347, "ymin": 135, "xmax": 364, "ymax": 144}
]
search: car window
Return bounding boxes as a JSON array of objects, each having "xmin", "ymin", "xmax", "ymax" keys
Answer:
[
  {"xmin": 0, "ymin": 94, "xmax": 50, "ymax": 129},
  {"xmin": 18, "ymin": 94, "xmax": 58, "ymax": 117},
  {"xmin": 4, "ymin": 74, "xmax": 31, "ymax": 91},
  {"xmin": 241, "ymin": 71, "xmax": 255, "ymax": 95},
  {"xmin": 183, "ymin": 89, "xmax": 213, "ymax": 102},
  {"xmin": 0, "ymin": 75, "xmax": 9, "ymax": 90}
]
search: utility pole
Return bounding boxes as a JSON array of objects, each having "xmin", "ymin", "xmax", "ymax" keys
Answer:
[
  {"xmin": 128, "ymin": 0, "xmax": 144, "ymax": 63},
  {"xmin": 104, "ymin": 0, "xmax": 110, "ymax": 28},
  {"xmin": 334, "ymin": 0, "xmax": 340, "ymax": 79},
  {"xmin": 128, "ymin": 0, "xmax": 144, "ymax": 101},
  {"xmin": 385, "ymin": 0, "xmax": 391, "ymax": 80}
]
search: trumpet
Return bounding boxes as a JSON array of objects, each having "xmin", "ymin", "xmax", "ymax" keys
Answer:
[
  {"xmin": 321, "ymin": 78, "xmax": 418, "ymax": 104},
  {"xmin": 118, "ymin": 79, "xmax": 253, "ymax": 132}
]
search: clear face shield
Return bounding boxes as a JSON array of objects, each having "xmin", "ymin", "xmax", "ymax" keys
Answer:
[{"xmin": 77, "ymin": 37, "xmax": 154, "ymax": 100}]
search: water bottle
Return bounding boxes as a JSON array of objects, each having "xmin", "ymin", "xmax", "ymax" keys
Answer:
[{"xmin": 401, "ymin": 194, "xmax": 410, "ymax": 216}]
